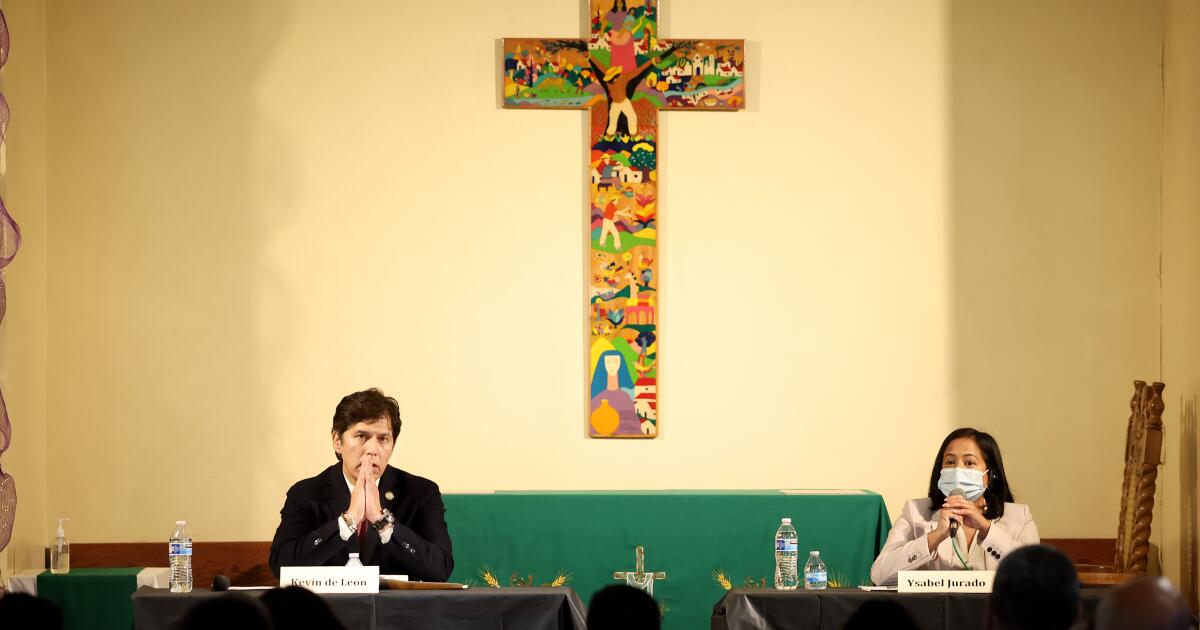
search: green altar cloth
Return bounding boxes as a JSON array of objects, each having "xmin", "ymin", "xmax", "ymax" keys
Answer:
[
  {"xmin": 36, "ymin": 567, "xmax": 141, "ymax": 630},
  {"xmin": 443, "ymin": 490, "xmax": 890, "ymax": 630}
]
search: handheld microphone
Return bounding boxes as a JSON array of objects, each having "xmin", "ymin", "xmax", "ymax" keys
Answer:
[
  {"xmin": 212, "ymin": 574, "xmax": 231, "ymax": 592},
  {"xmin": 947, "ymin": 488, "xmax": 965, "ymax": 538}
]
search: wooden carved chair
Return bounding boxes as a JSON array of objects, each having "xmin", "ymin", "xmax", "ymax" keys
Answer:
[{"xmin": 1077, "ymin": 380, "xmax": 1165, "ymax": 586}]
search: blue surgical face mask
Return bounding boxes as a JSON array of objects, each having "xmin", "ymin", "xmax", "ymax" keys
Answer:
[{"xmin": 938, "ymin": 467, "xmax": 988, "ymax": 501}]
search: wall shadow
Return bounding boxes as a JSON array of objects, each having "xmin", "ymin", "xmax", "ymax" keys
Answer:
[
  {"xmin": 43, "ymin": 0, "xmax": 295, "ymax": 542},
  {"xmin": 1179, "ymin": 395, "xmax": 1197, "ymax": 611},
  {"xmin": 947, "ymin": 1, "xmax": 1163, "ymax": 539}
]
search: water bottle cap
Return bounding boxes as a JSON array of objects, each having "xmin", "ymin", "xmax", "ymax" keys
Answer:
[
  {"xmin": 176, "ymin": 520, "xmax": 186, "ymax": 525},
  {"xmin": 349, "ymin": 553, "xmax": 359, "ymax": 558},
  {"xmin": 781, "ymin": 517, "xmax": 792, "ymax": 524},
  {"xmin": 810, "ymin": 550, "xmax": 820, "ymax": 556}
]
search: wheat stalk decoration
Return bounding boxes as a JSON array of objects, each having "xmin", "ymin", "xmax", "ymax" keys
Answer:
[
  {"xmin": 478, "ymin": 566, "xmax": 501, "ymax": 589},
  {"xmin": 712, "ymin": 569, "xmax": 733, "ymax": 590}
]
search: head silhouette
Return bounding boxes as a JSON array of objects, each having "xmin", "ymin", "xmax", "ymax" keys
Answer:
[
  {"xmin": 587, "ymin": 584, "xmax": 660, "ymax": 630},
  {"xmin": 843, "ymin": 600, "xmax": 920, "ymax": 630},
  {"xmin": 1094, "ymin": 576, "xmax": 1195, "ymax": 630},
  {"xmin": 179, "ymin": 594, "xmax": 273, "ymax": 630},
  {"xmin": 0, "ymin": 593, "xmax": 64, "ymax": 630},
  {"xmin": 986, "ymin": 545, "xmax": 1079, "ymax": 630},
  {"xmin": 261, "ymin": 586, "xmax": 344, "ymax": 630}
]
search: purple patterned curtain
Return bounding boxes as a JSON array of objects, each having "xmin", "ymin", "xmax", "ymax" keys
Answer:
[{"xmin": 0, "ymin": 6, "xmax": 22, "ymax": 560}]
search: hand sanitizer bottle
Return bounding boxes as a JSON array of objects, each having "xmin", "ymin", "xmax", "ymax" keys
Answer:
[{"xmin": 51, "ymin": 518, "xmax": 70, "ymax": 574}]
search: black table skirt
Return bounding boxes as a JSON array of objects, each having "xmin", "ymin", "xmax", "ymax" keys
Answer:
[
  {"xmin": 711, "ymin": 587, "xmax": 1107, "ymax": 630},
  {"xmin": 132, "ymin": 586, "xmax": 587, "ymax": 630}
]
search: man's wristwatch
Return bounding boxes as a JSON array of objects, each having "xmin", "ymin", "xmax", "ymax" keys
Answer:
[{"xmin": 371, "ymin": 509, "xmax": 395, "ymax": 532}]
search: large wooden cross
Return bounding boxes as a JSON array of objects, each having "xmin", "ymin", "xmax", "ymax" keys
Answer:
[{"xmin": 503, "ymin": 0, "xmax": 744, "ymax": 439}]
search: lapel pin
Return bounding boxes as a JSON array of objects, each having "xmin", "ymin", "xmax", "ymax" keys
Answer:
[{"xmin": 385, "ymin": 491, "xmax": 395, "ymax": 501}]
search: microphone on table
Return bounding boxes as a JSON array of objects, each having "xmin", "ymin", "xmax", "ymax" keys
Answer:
[
  {"xmin": 947, "ymin": 488, "xmax": 965, "ymax": 539},
  {"xmin": 212, "ymin": 574, "xmax": 231, "ymax": 592}
]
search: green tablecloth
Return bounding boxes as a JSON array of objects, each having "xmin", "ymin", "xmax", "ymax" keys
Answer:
[
  {"xmin": 443, "ymin": 490, "xmax": 890, "ymax": 630},
  {"xmin": 36, "ymin": 567, "xmax": 141, "ymax": 630}
]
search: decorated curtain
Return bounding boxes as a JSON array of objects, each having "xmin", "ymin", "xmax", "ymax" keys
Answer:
[{"xmin": 0, "ymin": 6, "xmax": 23, "ymax": 563}]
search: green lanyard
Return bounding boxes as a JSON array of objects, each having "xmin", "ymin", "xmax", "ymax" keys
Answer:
[{"xmin": 951, "ymin": 535, "xmax": 972, "ymax": 570}]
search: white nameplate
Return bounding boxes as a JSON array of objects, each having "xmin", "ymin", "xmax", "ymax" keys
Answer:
[
  {"xmin": 279, "ymin": 566, "xmax": 380, "ymax": 593},
  {"xmin": 897, "ymin": 570, "xmax": 994, "ymax": 593}
]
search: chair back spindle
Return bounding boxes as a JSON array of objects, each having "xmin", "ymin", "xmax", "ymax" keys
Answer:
[{"xmin": 1114, "ymin": 380, "xmax": 1165, "ymax": 573}]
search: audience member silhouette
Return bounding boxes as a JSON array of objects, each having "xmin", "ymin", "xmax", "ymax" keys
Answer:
[
  {"xmin": 179, "ymin": 593, "xmax": 273, "ymax": 630},
  {"xmin": 986, "ymin": 544, "xmax": 1080, "ymax": 630},
  {"xmin": 0, "ymin": 592, "xmax": 64, "ymax": 630},
  {"xmin": 587, "ymin": 584, "xmax": 660, "ymax": 630},
  {"xmin": 260, "ymin": 585, "xmax": 345, "ymax": 630},
  {"xmin": 1093, "ymin": 575, "xmax": 1196, "ymax": 630},
  {"xmin": 843, "ymin": 599, "xmax": 922, "ymax": 630}
]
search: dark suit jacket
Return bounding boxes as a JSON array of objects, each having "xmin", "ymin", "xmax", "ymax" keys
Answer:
[{"xmin": 268, "ymin": 463, "xmax": 454, "ymax": 581}]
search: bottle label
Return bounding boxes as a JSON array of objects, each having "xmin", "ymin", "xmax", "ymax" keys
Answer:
[
  {"xmin": 169, "ymin": 542, "xmax": 193, "ymax": 556},
  {"xmin": 806, "ymin": 571, "xmax": 827, "ymax": 584},
  {"xmin": 775, "ymin": 538, "xmax": 798, "ymax": 552}
]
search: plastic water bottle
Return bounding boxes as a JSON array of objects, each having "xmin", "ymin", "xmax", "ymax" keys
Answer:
[
  {"xmin": 50, "ymin": 518, "xmax": 70, "ymax": 574},
  {"xmin": 804, "ymin": 550, "xmax": 828, "ymax": 590},
  {"xmin": 346, "ymin": 553, "xmax": 363, "ymax": 567},
  {"xmin": 169, "ymin": 520, "xmax": 193, "ymax": 593},
  {"xmin": 774, "ymin": 517, "xmax": 799, "ymax": 590}
]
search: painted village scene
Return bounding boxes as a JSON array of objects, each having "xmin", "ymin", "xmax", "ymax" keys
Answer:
[{"xmin": 503, "ymin": 0, "xmax": 744, "ymax": 438}]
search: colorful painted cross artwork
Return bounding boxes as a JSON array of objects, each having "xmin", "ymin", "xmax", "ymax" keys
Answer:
[{"xmin": 502, "ymin": 0, "xmax": 744, "ymax": 439}]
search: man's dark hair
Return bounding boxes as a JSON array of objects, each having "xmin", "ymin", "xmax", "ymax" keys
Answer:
[
  {"xmin": 180, "ymin": 594, "xmax": 273, "ymax": 630},
  {"xmin": 587, "ymin": 584, "xmax": 660, "ymax": 630},
  {"xmin": 331, "ymin": 388, "xmax": 402, "ymax": 460},
  {"xmin": 1094, "ymin": 575, "xmax": 1197, "ymax": 630},
  {"xmin": 843, "ymin": 600, "xmax": 921, "ymax": 630},
  {"xmin": 987, "ymin": 544, "xmax": 1080, "ymax": 630},
  {"xmin": 0, "ymin": 592, "xmax": 64, "ymax": 630},
  {"xmin": 261, "ymin": 586, "xmax": 344, "ymax": 630},
  {"xmin": 927, "ymin": 427, "xmax": 1014, "ymax": 521}
]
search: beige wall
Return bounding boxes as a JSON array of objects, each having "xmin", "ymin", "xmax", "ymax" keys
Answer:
[
  {"xmin": 0, "ymin": 0, "xmax": 48, "ymax": 577},
  {"xmin": 36, "ymin": 0, "xmax": 951, "ymax": 543},
  {"xmin": 3, "ymin": 0, "xmax": 1189, "ymax": 591},
  {"xmin": 1163, "ymin": 0, "xmax": 1200, "ymax": 608},
  {"xmin": 948, "ymin": 0, "xmax": 1163, "ymax": 548}
]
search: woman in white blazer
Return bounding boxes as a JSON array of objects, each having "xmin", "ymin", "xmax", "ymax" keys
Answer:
[{"xmin": 871, "ymin": 428, "xmax": 1040, "ymax": 586}]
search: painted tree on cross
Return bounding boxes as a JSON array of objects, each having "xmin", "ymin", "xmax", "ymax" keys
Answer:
[{"xmin": 503, "ymin": 0, "xmax": 744, "ymax": 438}]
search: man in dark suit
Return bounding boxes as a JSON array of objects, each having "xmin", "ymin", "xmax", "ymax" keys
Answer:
[{"xmin": 268, "ymin": 388, "xmax": 454, "ymax": 581}]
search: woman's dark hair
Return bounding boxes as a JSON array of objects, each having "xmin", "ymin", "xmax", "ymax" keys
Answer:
[
  {"xmin": 927, "ymin": 427, "xmax": 1014, "ymax": 521},
  {"xmin": 331, "ymin": 388, "xmax": 402, "ymax": 460}
]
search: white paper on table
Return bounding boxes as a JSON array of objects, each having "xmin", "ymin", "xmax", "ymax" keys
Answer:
[
  {"xmin": 779, "ymin": 489, "xmax": 867, "ymax": 495},
  {"xmin": 8, "ymin": 569, "xmax": 42, "ymax": 594},
  {"xmin": 138, "ymin": 568, "xmax": 171, "ymax": 589}
]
